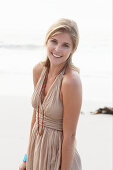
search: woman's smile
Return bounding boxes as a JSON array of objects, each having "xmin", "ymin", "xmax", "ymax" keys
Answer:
[{"xmin": 51, "ymin": 52, "xmax": 62, "ymax": 58}]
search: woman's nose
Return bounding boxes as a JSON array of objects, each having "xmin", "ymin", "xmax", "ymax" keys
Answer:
[{"xmin": 55, "ymin": 45, "xmax": 62, "ymax": 52}]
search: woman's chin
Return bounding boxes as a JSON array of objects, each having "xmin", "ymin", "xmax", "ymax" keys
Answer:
[{"xmin": 48, "ymin": 55, "xmax": 62, "ymax": 64}]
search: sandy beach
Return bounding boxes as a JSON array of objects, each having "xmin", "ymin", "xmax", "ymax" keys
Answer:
[
  {"xmin": 0, "ymin": 46, "xmax": 112, "ymax": 170},
  {"xmin": 0, "ymin": 44, "xmax": 112, "ymax": 170},
  {"xmin": 0, "ymin": 95, "xmax": 112, "ymax": 170}
]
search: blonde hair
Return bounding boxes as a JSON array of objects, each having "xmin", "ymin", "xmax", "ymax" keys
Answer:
[{"xmin": 42, "ymin": 18, "xmax": 80, "ymax": 74}]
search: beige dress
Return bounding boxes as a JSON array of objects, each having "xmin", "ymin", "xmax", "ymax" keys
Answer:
[{"xmin": 26, "ymin": 65, "xmax": 82, "ymax": 170}]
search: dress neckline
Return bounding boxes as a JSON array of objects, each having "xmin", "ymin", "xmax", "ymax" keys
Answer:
[{"xmin": 39, "ymin": 65, "xmax": 66, "ymax": 107}]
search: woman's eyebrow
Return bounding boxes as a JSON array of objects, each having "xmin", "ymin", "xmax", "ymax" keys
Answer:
[{"xmin": 51, "ymin": 37, "xmax": 57, "ymax": 40}]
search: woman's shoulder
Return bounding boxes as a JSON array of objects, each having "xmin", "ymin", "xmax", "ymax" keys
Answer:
[
  {"xmin": 60, "ymin": 66, "xmax": 82, "ymax": 102},
  {"xmin": 33, "ymin": 61, "xmax": 45, "ymax": 88},
  {"xmin": 33, "ymin": 61, "xmax": 44, "ymax": 74},
  {"xmin": 62, "ymin": 66, "xmax": 82, "ymax": 91}
]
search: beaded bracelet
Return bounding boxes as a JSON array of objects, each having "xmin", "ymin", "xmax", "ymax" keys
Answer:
[{"xmin": 23, "ymin": 153, "xmax": 27, "ymax": 162}]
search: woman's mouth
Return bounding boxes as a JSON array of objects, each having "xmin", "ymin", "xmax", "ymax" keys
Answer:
[{"xmin": 52, "ymin": 53, "xmax": 62, "ymax": 58}]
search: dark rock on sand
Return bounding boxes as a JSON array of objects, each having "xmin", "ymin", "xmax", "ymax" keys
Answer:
[{"xmin": 90, "ymin": 107, "xmax": 113, "ymax": 115}]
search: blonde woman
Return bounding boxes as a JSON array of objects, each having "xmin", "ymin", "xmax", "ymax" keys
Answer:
[{"xmin": 19, "ymin": 18, "xmax": 82, "ymax": 170}]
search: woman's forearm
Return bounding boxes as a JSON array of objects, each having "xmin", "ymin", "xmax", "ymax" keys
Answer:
[{"xmin": 61, "ymin": 136, "xmax": 75, "ymax": 170}]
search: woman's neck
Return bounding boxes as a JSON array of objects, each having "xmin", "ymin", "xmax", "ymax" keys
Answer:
[{"xmin": 48, "ymin": 62, "xmax": 67, "ymax": 78}]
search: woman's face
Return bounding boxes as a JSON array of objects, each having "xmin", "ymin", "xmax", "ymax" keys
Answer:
[{"xmin": 46, "ymin": 32, "xmax": 73, "ymax": 66}]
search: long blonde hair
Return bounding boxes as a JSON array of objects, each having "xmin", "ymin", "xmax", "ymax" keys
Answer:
[{"xmin": 42, "ymin": 18, "xmax": 80, "ymax": 74}]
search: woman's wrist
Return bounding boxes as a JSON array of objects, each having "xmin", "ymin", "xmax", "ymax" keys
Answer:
[{"xmin": 23, "ymin": 153, "xmax": 27, "ymax": 162}]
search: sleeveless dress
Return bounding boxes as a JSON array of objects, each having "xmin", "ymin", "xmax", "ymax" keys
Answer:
[{"xmin": 26, "ymin": 65, "xmax": 82, "ymax": 170}]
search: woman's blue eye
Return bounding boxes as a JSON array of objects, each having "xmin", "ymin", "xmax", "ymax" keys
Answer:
[
  {"xmin": 63, "ymin": 44, "xmax": 69, "ymax": 48},
  {"xmin": 51, "ymin": 39, "xmax": 57, "ymax": 43}
]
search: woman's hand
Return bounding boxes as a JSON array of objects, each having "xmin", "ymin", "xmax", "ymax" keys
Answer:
[{"xmin": 19, "ymin": 162, "xmax": 26, "ymax": 170}]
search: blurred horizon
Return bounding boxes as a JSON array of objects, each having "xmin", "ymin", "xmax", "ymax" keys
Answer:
[{"xmin": 0, "ymin": 0, "xmax": 111, "ymax": 44}]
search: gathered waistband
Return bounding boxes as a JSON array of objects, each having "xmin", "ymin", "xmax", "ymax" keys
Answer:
[{"xmin": 36, "ymin": 112, "xmax": 63, "ymax": 132}]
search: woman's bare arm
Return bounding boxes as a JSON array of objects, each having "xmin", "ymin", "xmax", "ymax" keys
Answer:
[
  {"xmin": 61, "ymin": 71, "xmax": 82, "ymax": 170},
  {"xmin": 27, "ymin": 62, "xmax": 43, "ymax": 154}
]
